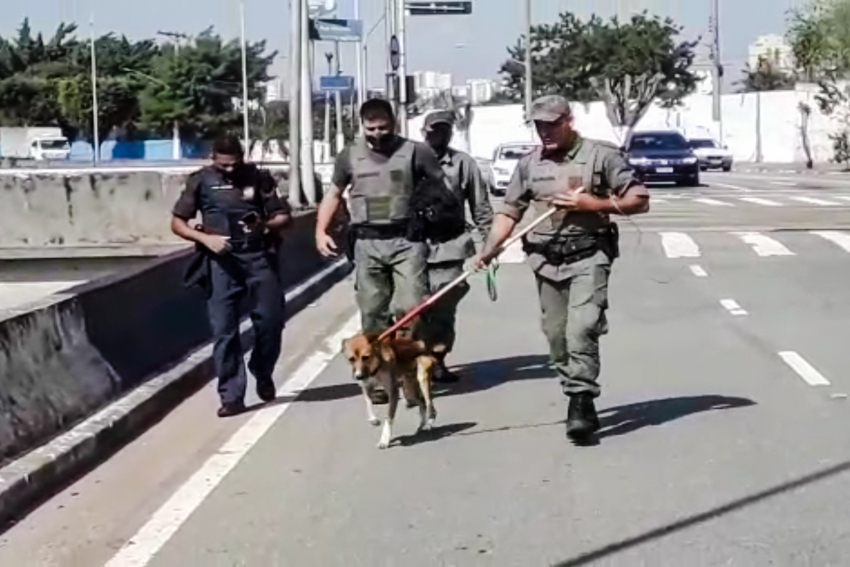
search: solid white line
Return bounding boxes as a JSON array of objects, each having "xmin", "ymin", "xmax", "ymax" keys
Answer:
[
  {"xmin": 732, "ymin": 231, "xmax": 795, "ymax": 256},
  {"xmin": 104, "ymin": 313, "xmax": 361, "ymax": 567},
  {"xmin": 720, "ymin": 298, "xmax": 748, "ymax": 316},
  {"xmin": 690, "ymin": 264, "xmax": 708, "ymax": 277},
  {"xmin": 660, "ymin": 232, "xmax": 700, "ymax": 258},
  {"xmin": 711, "ymin": 182, "xmax": 754, "ymax": 192},
  {"xmin": 778, "ymin": 351, "xmax": 831, "ymax": 386},
  {"xmin": 811, "ymin": 230, "xmax": 850, "ymax": 253},
  {"xmin": 833, "ymin": 196, "xmax": 850, "ymax": 202},
  {"xmin": 789, "ymin": 196, "xmax": 839, "ymax": 206},
  {"xmin": 652, "ymin": 197, "xmax": 670, "ymax": 203},
  {"xmin": 739, "ymin": 197, "xmax": 783, "ymax": 207},
  {"xmin": 771, "ymin": 181, "xmax": 797, "ymax": 186},
  {"xmin": 694, "ymin": 197, "xmax": 734, "ymax": 207}
]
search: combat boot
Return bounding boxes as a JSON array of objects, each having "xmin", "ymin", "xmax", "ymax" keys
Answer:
[
  {"xmin": 432, "ymin": 356, "xmax": 459, "ymax": 384},
  {"xmin": 566, "ymin": 393, "xmax": 601, "ymax": 442}
]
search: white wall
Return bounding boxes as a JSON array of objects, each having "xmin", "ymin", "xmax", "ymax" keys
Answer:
[{"xmin": 407, "ymin": 84, "xmax": 848, "ymax": 165}]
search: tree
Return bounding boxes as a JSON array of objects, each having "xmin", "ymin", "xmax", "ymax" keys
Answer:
[
  {"xmin": 499, "ymin": 11, "xmax": 699, "ymax": 140},
  {"xmin": 735, "ymin": 56, "xmax": 796, "ymax": 92}
]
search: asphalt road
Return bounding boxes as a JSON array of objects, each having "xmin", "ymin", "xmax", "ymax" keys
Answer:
[{"xmin": 3, "ymin": 170, "xmax": 850, "ymax": 566}]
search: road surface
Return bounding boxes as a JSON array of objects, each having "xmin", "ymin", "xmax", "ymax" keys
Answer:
[{"xmin": 3, "ymin": 171, "xmax": 850, "ymax": 566}]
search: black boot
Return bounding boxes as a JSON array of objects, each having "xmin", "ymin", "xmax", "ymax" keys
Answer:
[
  {"xmin": 566, "ymin": 393, "xmax": 601, "ymax": 443},
  {"xmin": 432, "ymin": 358, "xmax": 460, "ymax": 384},
  {"xmin": 217, "ymin": 400, "xmax": 246, "ymax": 418}
]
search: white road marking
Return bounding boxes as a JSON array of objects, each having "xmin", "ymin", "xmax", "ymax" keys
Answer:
[
  {"xmin": 778, "ymin": 351, "xmax": 831, "ymax": 386},
  {"xmin": 811, "ymin": 230, "xmax": 850, "ymax": 253},
  {"xmin": 720, "ymin": 299, "xmax": 748, "ymax": 316},
  {"xmin": 771, "ymin": 181, "xmax": 797, "ymax": 186},
  {"xmin": 652, "ymin": 197, "xmax": 670, "ymax": 203},
  {"xmin": 739, "ymin": 197, "xmax": 783, "ymax": 207},
  {"xmin": 660, "ymin": 232, "xmax": 700, "ymax": 258},
  {"xmin": 833, "ymin": 196, "xmax": 850, "ymax": 202},
  {"xmin": 790, "ymin": 196, "xmax": 840, "ymax": 206},
  {"xmin": 694, "ymin": 197, "xmax": 734, "ymax": 206},
  {"xmin": 732, "ymin": 232, "xmax": 796, "ymax": 256},
  {"xmin": 105, "ymin": 313, "xmax": 361, "ymax": 567},
  {"xmin": 498, "ymin": 240, "xmax": 527, "ymax": 263},
  {"xmin": 690, "ymin": 264, "xmax": 708, "ymax": 277},
  {"xmin": 711, "ymin": 182, "xmax": 754, "ymax": 192}
]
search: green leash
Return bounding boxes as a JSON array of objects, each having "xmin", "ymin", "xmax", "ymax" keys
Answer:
[{"xmin": 485, "ymin": 261, "xmax": 499, "ymax": 302}]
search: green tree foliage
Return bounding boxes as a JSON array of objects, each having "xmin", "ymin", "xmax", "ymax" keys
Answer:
[
  {"xmin": 736, "ymin": 56, "xmax": 796, "ymax": 92},
  {"xmin": 499, "ymin": 11, "xmax": 699, "ymax": 137}
]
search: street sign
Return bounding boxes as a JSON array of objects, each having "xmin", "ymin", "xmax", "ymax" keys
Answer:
[
  {"xmin": 320, "ymin": 75, "xmax": 355, "ymax": 92},
  {"xmin": 389, "ymin": 35, "xmax": 400, "ymax": 71},
  {"xmin": 314, "ymin": 19, "xmax": 363, "ymax": 42},
  {"xmin": 307, "ymin": 0, "xmax": 336, "ymax": 17},
  {"xmin": 406, "ymin": 1, "xmax": 472, "ymax": 15}
]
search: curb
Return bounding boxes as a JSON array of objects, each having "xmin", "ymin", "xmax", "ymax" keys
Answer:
[{"xmin": 0, "ymin": 257, "xmax": 352, "ymax": 528}]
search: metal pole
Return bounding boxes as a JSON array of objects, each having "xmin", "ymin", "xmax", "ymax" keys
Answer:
[
  {"xmin": 89, "ymin": 11, "xmax": 100, "ymax": 164},
  {"xmin": 325, "ymin": 52, "xmax": 332, "ymax": 158},
  {"xmin": 396, "ymin": 0, "xmax": 408, "ymax": 136},
  {"xmin": 335, "ymin": 41, "xmax": 344, "ymax": 152},
  {"xmin": 710, "ymin": 0, "xmax": 723, "ymax": 142},
  {"xmin": 355, "ymin": 0, "xmax": 366, "ymax": 112},
  {"xmin": 300, "ymin": 0, "xmax": 317, "ymax": 205},
  {"xmin": 288, "ymin": 0, "xmax": 302, "ymax": 205},
  {"xmin": 240, "ymin": 0, "xmax": 251, "ymax": 160},
  {"xmin": 523, "ymin": 0, "xmax": 533, "ymax": 123}
]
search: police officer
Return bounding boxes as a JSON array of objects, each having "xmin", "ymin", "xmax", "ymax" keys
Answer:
[
  {"xmin": 171, "ymin": 136, "xmax": 292, "ymax": 417},
  {"xmin": 475, "ymin": 95, "xmax": 650, "ymax": 443},
  {"xmin": 420, "ymin": 109, "xmax": 494, "ymax": 383},
  {"xmin": 315, "ymin": 98, "xmax": 450, "ymax": 402}
]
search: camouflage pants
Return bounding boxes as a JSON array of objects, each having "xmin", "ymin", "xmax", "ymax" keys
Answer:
[
  {"xmin": 535, "ymin": 262, "xmax": 611, "ymax": 398},
  {"xmin": 353, "ymin": 237, "xmax": 429, "ymax": 338}
]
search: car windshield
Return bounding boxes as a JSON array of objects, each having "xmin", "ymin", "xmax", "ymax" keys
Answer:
[
  {"xmin": 629, "ymin": 133, "xmax": 689, "ymax": 151},
  {"xmin": 40, "ymin": 139, "xmax": 69, "ymax": 150},
  {"xmin": 688, "ymin": 139, "xmax": 717, "ymax": 149},
  {"xmin": 498, "ymin": 146, "xmax": 534, "ymax": 160}
]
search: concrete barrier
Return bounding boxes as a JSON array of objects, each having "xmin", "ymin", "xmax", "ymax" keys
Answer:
[{"xmin": 0, "ymin": 208, "xmax": 341, "ymax": 467}]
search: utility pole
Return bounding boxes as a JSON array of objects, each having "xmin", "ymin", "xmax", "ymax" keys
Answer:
[
  {"xmin": 288, "ymin": 0, "xmax": 302, "ymax": 205},
  {"xmin": 396, "ymin": 0, "xmax": 409, "ymax": 136},
  {"xmin": 325, "ymin": 52, "xmax": 333, "ymax": 159},
  {"xmin": 239, "ymin": 0, "xmax": 251, "ymax": 160},
  {"xmin": 89, "ymin": 11, "xmax": 100, "ymax": 164},
  {"xmin": 300, "ymin": 0, "xmax": 317, "ymax": 205},
  {"xmin": 355, "ymin": 0, "xmax": 366, "ymax": 113},
  {"xmin": 709, "ymin": 0, "xmax": 723, "ymax": 142},
  {"xmin": 157, "ymin": 31, "xmax": 189, "ymax": 160},
  {"xmin": 523, "ymin": 0, "xmax": 532, "ymax": 123},
  {"xmin": 334, "ymin": 40, "xmax": 344, "ymax": 152}
]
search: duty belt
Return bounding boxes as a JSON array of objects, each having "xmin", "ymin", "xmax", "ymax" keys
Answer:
[
  {"xmin": 351, "ymin": 222, "xmax": 410, "ymax": 240},
  {"xmin": 522, "ymin": 225, "xmax": 619, "ymax": 266},
  {"xmin": 228, "ymin": 237, "xmax": 270, "ymax": 253}
]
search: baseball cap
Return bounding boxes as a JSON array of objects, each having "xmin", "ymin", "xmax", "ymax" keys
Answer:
[
  {"xmin": 528, "ymin": 95, "xmax": 571, "ymax": 122},
  {"xmin": 423, "ymin": 109, "xmax": 455, "ymax": 130}
]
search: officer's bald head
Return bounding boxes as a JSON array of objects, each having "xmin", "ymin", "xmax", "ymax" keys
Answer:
[{"xmin": 529, "ymin": 95, "xmax": 576, "ymax": 153}]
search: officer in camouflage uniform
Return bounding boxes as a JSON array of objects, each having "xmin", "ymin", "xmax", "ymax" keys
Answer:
[
  {"xmin": 315, "ymin": 99, "xmax": 451, "ymax": 402},
  {"xmin": 475, "ymin": 95, "xmax": 650, "ymax": 443},
  {"xmin": 419, "ymin": 109, "xmax": 494, "ymax": 383}
]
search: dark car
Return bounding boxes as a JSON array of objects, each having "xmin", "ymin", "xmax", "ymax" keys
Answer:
[{"xmin": 625, "ymin": 130, "xmax": 700, "ymax": 186}]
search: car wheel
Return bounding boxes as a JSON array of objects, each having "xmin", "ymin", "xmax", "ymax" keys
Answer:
[{"xmin": 722, "ymin": 164, "xmax": 732, "ymax": 172}]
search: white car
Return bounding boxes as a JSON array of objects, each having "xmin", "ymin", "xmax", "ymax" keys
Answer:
[
  {"xmin": 688, "ymin": 138, "xmax": 733, "ymax": 172},
  {"xmin": 489, "ymin": 142, "xmax": 538, "ymax": 196}
]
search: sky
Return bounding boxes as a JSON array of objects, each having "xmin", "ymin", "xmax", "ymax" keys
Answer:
[{"xmin": 2, "ymin": 0, "xmax": 799, "ymax": 91}]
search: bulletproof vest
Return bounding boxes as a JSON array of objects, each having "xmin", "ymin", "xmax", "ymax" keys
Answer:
[
  {"xmin": 194, "ymin": 164, "xmax": 267, "ymax": 240},
  {"xmin": 525, "ymin": 139, "xmax": 613, "ymax": 247},
  {"xmin": 348, "ymin": 137, "xmax": 416, "ymax": 225}
]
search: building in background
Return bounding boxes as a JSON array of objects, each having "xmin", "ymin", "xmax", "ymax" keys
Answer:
[
  {"xmin": 264, "ymin": 79, "xmax": 284, "ymax": 102},
  {"xmin": 467, "ymin": 79, "xmax": 497, "ymax": 104},
  {"xmin": 748, "ymin": 34, "xmax": 795, "ymax": 72}
]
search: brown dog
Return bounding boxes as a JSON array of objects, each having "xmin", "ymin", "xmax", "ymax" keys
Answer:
[{"xmin": 341, "ymin": 332, "xmax": 437, "ymax": 449}]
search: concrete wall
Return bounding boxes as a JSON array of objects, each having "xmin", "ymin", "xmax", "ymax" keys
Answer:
[
  {"xmin": 407, "ymin": 84, "xmax": 849, "ymax": 165},
  {"xmin": 0, "ymin": 209, "xmax": 342, "ymax": 466}
]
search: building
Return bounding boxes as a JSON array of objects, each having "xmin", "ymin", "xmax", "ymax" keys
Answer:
[
  {"xmin": 467, "ymin": 79, "xmax": 497, "ymax": 105},
  {"xmin": 748, "ymin": 34, "xmax": 795, "ymax": 73},
  {"xmin": 264, "ymin": 80, "xmax": 284, "ymax": 103},
  {"xmin": 412, "ymin": 71, "xmax": 452, "ymax": 92}
]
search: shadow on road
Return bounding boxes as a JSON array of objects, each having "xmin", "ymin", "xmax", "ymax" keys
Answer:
[
  {"xmin": 598, "ymin": 395, "xmax": 756, "ymax": 439},
  {"xmin": 439, "ymin": 354, "xmax": 553, "ymax": 397},
  {"xmin": 394, "ymin": 421, "xmax": 478, "ymax": 447}
]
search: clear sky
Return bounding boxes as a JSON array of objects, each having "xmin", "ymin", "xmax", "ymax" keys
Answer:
[{"xmin": 2, "ymin": 0, "xmax": 798, "ymax": 90}]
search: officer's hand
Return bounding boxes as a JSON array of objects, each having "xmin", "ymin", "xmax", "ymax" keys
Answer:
[
  {"xmin": 203, "ymin": 234, "xmax": 231, "ymax": 255},
  {"xmin": 551, "ymin": 186, "xmax": 593, "ymax": 211},
  {"xmin": 467, "ymin": 253, "xmax": 489, "ymax": 272},
  {"xmin": 316, "ymin": 232, "xmax": 338, "ymax": 257}
]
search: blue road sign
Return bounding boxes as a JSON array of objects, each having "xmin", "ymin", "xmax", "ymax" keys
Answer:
[
  {"xmin": 320, "ymin": 75, "xmax": 355, "ymax": 92},
  {"xmin": 314, "ymin": 19, "xmax": 363, "ymax": 41}
]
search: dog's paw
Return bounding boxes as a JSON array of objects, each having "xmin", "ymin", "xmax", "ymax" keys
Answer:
[
  {"xmin": 369, "ymin": 417, "xmax": 381, "ymax": 426},
  {"xmin": 377, "ymin": 439, "xmax": 390, "ymax": 449}
]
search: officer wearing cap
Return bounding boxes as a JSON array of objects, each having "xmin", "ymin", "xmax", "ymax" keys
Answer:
[
  {"xmin": 475, "ymin": 95, "xmax": 650, "ymax": 443},
  {"xmin": 420, "ymin": 109, "xmax": 494, "ymax": 383},
  {"xmin": 315, "ymin": 99, "xmax": 451, "ymax": 402},
  {"xmin": 171, "ymin": 135, "xmax": 292, "ymax": 418}
]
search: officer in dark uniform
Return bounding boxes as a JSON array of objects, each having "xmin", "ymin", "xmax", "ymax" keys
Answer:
[{"xmin": 171, "ymin": 136, "xmax": 292, "ymax": 417}]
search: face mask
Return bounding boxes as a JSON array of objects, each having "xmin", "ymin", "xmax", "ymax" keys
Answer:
[{"xmin": 366, "ymin": 133, "xmax": 395, "ymax": 151}]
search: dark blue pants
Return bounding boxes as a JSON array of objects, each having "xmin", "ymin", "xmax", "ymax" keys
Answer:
[{"xmin": 207, "ymin": 250, "xmax": 284, "ymax": 405}]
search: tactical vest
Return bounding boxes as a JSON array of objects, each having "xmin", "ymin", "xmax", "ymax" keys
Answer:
[
  {"xmin": 348, "ymin": 137, "xmax": 416, "ymax": 226},
  {"xmin": 524, "ymin": 139, "xmax": 614, "ymax": 247},
  {"xmin": 195, "ymin": 165, "xmax": 266, "ymax": 240}
]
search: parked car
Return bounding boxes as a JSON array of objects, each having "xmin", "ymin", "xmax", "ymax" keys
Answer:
[
  {"xmin": 489, "ymin": 142, "xmax": 538, "ymax": 196},
  {"xmin": 688, "ymin": 137, "xmax": 733, "ymax": 171},
  {"xmin": 626, "ymin": 130, "xmax": 700, "ymax": 186}
]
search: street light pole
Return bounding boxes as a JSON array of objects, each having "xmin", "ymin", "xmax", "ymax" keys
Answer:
[
  {"xmin": 288, "ymin": 0, "xmax": 302, "ymax": 205},
  {"xmin": 239, "ymin": 0, "xmax": 251, "ymax": 160},
  {"xmin": 156, "ymin": 30, "xmax": 188, "ymax": 160},
  {"xmin": 334, "ymin": 40, "xmax": 344, "ymax": 152},
  {"xmin": 523, "ymin": 0, "xmax": 532, "ymax": 123},
  {"xmin": 300, "ymin": 0, "xmax": 316, "ymax": 205},
  {"xmin": 89, "ymin": 11, "xmax": 100, "ymax": 164},
  {"xmin": 396, "ymin": 0, "xmax": 409, "ymax": 136},
  {"xmin": 355, "ymin": 0, "xmax": 366, "ymax": 111}
]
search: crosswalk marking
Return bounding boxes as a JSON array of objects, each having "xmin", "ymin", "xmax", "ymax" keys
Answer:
[
  {"xmin": 690, "ymin": 265, "xmax": 708, "ymax": 277},
  {"xmin": 711, "ymin": 182, "xmax": 753, "ymax": 192},
  {"xmin": 732, "ymin": 231, "xmax": 796, "ymax": 256},
  {"xmin": 778, "ymin": 351, "xmax": 831, "ymax": 386},
  {"xmin": 738, "ymin": 197, "xmax": 783, "ymax": 207},
  {"xmin": 660, "ymin": 232, "xmax": 700, "ymax": 258},
  {"xmin": 720, "ymin": 299, "xmax": 748, "ymax": 316},
  {"xmin": 694, "ymin": 197, "xmax": 734, "ymax": 207},
  {"xmin": 789, "ymin": 196, "xmax": 839, "ymax": 206},
  {"xmin": 811, "ymin": 230, "xmax": 850, "ymax": 253}
]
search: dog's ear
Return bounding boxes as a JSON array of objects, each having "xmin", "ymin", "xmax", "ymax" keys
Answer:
[{"xmin": 378, "ymin": 341, "xmax": 396, "ymax": 364}]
